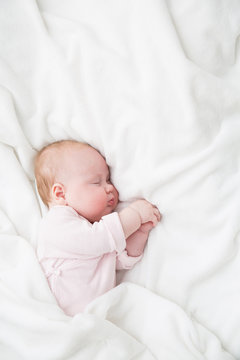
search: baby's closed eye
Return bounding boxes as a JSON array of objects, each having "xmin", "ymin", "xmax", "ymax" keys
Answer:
[{"xmin": 89, "ymin": 177, "xmax": 101, "ymax": 185}]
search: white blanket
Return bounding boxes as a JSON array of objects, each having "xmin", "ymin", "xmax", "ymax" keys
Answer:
[{"xmin": 0, "ymin": 0, "xmax": 240, "ymax": 358}]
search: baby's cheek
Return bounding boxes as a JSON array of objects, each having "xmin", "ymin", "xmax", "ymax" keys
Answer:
[
  {"xmin": 115, "ymin": 188, "xmax": 119, "ymax": 200},
  {"xmin": 91, "ymin": 191, "xmax": 107, "ymax": 209}
]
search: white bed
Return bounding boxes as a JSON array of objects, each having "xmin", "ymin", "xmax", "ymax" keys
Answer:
[{"xmin": 0, "ymin": 0, "xmax": 240, "ymax": 359}]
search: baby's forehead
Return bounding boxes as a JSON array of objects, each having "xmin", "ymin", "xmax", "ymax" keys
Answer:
[{"xmin": 63, "ymin": 144, "xmax": 109, "ymax": 173}]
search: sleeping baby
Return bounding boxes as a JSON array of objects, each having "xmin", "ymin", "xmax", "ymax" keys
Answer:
[{"xmin": 34, "ymin": 140, "xmax": 161, "ymax": 316}]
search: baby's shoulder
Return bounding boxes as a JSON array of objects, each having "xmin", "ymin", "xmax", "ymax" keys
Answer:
[
  {"xmin": 38, "ymin": 206, "xmax": 86, "ymax": 244},
  {"xmin": 41, "ymin": 205, "xmax": 83, "ymax": 229},
  {"xmin": 48, "ymin": 205, "xmax": 78, "ymax": 217}
]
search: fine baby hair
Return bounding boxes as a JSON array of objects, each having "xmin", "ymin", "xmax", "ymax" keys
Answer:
[{"xmin": 34, "ymin": 140, "xmax": 90, "ymax": 207}]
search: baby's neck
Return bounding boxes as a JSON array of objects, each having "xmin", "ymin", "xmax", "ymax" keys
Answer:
[{"xmin": 48, "ymin": 199, "xmax": 67, "ymax": 208}]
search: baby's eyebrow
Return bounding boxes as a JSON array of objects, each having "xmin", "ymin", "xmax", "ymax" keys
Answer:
[
  {"xmin": 87, "ymin": 170, "xmax": 110, "ymax": 180},
  {"xmin": 87, "ymin": 175, "xmax": 100, "ymax": 180},
  {"xmin": 97, "ymin": 170, "xmax": 110, "ymax": 176}
]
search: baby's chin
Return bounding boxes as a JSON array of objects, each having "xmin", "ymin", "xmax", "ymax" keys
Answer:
[
  {"xmin": 101, "ymin": 207, "xmax": 114, "ymax": 218},
  {"xmin": 85, "ymin": 203, "xmax": 118, "ymax": 223},
  {"xmin": 99, "ymin": 204, "xmax": 117, "ymax": 220},
  {"xmin": 86, "ymin": 209, "xmax": 112, "ymax": 223}
]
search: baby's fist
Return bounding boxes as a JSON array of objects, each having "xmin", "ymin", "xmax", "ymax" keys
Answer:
[{"xmin": 129, "ymin": 200, "xmax": 161, "ymax": 226}]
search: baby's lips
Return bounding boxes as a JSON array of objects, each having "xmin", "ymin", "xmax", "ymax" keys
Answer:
[{"xmin": 107, "ymin": 196, "xmax": 115, "ymax": 206}]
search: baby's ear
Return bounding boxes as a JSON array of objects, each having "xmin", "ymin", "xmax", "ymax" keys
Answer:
[{"xmin": 51, "ymin": 183, "xmax": 66, "ymax": 202}]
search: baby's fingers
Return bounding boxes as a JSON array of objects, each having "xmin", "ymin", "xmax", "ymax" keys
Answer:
[
  {"xmin": 153, "ymin": 207, "xmax": 161, "ymax": 222},
  {"xmin": 151, "ymin": 214, "xmax": 159, "ymax": 227}
]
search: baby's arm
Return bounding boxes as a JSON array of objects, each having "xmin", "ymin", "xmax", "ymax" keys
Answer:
[
  {"xmin": 118, "ymin": 200, "xmax": 161, "ymax": 238},
  {"xmin": 125, "ymin": 222, "xmax": 154, "ymax": 257}
]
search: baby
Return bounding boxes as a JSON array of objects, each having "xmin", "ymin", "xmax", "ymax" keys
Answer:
[{"xmin": 35, "ymin": 140, "xmax": 161, "ymax": 316}]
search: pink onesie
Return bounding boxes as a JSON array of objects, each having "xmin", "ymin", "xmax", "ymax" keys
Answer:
[{"xmin": 37, "ymin": 205, "xmax": 142, "ymax": 316}]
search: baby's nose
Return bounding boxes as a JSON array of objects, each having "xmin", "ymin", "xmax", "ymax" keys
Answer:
[{"xmin": 105, "ymin": 183, "xmax": 114, "ymax": 193}]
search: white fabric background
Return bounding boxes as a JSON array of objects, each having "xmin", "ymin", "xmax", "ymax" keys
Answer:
[{"xmin": 0, "ymin": 0, "xmax": 240, "ymax": 358}]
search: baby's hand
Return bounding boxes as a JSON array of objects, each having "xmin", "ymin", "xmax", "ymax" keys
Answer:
[
  {"xmin": 118, "ymin": 199, "xmax": 161, "ymax": 239},
  {"xmin": 138, "ymin": 221, "xmax": 155, "ymax": 234},
  {"xmin": 125, "ymin": 221, "xmax": 155, "ymax": 257},
  {"xmin": 129, "ymin": 200, "xmax": 161, "ymax": 227}
]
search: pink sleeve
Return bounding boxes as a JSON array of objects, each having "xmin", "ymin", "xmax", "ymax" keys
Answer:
[
  {"xmin": 39, "ymin": 210, "xmax": 126, "ymax": 258},
  {"xmin": 116, "ymin": 250, "xmax": 143, "ymax": 270}
]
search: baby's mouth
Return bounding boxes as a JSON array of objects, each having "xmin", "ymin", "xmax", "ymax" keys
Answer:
[{"xmin": 107, "ymin": 198, "xmax": 114, "ymax": 206}]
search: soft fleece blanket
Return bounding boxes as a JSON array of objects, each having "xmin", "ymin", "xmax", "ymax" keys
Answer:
[{"xmin": 0, "ymin": 0, "xmax": 240, "ymax": 359}]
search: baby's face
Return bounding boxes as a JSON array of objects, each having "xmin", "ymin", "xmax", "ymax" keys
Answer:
[{"xmin": 59, "ymin": 146, "xmax": 119, "ymax": 223}]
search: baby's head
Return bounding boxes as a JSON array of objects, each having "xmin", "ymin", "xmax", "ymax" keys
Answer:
[{"xmin": 34, "ymin": 140, "xmax": 119, "ymax": 222}]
